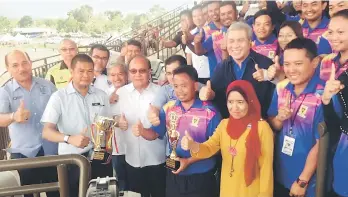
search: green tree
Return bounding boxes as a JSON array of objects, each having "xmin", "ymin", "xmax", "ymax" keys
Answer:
[
  {"xmin": 148, "ymin": 5, "xmax": 166, "ymax": 19},
  {"xmin": 0, "ymin": 16, "xmax": 11, "ymax": 33},
  {"xmin": 105, "ymin": 10, "xmax": 122, "ymax": 21},
  {"xmin": 18, "ymin": 15, "xmax": 33, "ymax": 28},
  {"xmin": 68, "ymin": 5, "xmax": 93, "ymax": 24}
]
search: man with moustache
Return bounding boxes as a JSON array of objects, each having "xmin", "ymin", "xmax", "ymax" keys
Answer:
[
  {"xmin": 0, "ymin": 50, "xmax": 59, "ymax": 197},
  {"xmin": 89, "ymin": 44, "xmax": 111, "ymax": 91}
]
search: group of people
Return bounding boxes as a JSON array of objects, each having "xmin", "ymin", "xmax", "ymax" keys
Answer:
[{"xmin": 2, "ymin": 1, "xmax": 348, "ymax": 197}]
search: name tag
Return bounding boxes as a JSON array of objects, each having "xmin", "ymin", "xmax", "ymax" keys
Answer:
[
  {"xmin": 92, "ymin": 103, "xmax": 104, "ymax": 106},
  {"xmin": 282, "ymin": 135, "xmax": 296, "ymax": 156}
]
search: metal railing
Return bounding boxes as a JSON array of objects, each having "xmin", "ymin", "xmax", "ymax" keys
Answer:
[{"xmin": 0, "ymin": 154, "xmax": 91, "ymax": 197}]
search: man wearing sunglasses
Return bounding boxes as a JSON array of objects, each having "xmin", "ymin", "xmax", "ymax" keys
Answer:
[
  {"xmin": 116, "ymin": 55, "xmax": 166, "ymax": 197},
  {"xmin": 45, "ymin": 39, "xmax": 78, "ymax": 89}
]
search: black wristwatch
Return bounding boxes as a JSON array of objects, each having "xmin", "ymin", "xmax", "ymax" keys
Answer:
[{"xmin": 296, "ymin": 178, "xmax": 308, "ymax": 188}]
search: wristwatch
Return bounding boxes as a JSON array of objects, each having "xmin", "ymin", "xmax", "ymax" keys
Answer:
[
  {"xmin": 296, "ymin": 178, "xmax": 308, "ymax": 188},
  {"xmin": 64, "ymin": 135, "xmax": 70, "ymax": 144}
]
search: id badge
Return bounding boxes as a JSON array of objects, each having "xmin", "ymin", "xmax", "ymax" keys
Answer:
[{"xmin": 282, "ymin": 135, "xmax": 296, "ymax": 156}]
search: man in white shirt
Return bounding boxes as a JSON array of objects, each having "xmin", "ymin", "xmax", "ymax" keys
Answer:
[
  {"xmin": 41, "ymin": 54, "xmax": 112, "ymax": 197},
  {"xmin": 90, "ymin": 44, "xmax": 111, "ymax": 91},
  {"xmin": 107, "ymin": 62, "xmax": 128, "ymax": 192},
  {"xmin": 117, "ymin": 55, "xmax": 166, "ymax": 197}
]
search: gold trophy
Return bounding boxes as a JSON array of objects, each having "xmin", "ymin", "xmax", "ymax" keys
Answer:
[
  {"xmin": 165, "ymin": 112, "xmax": 180, "ymax": 170},
  {"xmin": 90, "ymin": 114, "xmax": 116, "ymax": 163}
]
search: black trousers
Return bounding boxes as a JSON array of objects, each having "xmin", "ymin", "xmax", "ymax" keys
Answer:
[
  {"xmin": 166, "ymin": 169, "xmax": 218, "ymax": 197},
  {"xmin": 11, "ymin": 148, "xmax": 59, "ymax": 197},
  {"xmin": 67, "ymin": 152, "xmax": 113, "ymax": 197},
  {"xmin": 125, "ymin": 162, "xmax": 166, "ymax": 197}
]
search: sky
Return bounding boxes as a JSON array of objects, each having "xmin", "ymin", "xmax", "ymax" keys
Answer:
[{"xmin": 0, "ymin": 0, "xmax": 192, "ymax": 19}]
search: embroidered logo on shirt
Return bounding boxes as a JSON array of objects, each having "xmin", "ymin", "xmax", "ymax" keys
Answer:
[
  {"xmin": 297, "ymin": 105, "xmax": 308, "ymax": 118},
  {"xmin": 191, "ymin": 116, "xmax": 200, "ymax": 127},
  {"xmin": 268, "ymin": 51, "xmax": 275, "ymax": 59}
]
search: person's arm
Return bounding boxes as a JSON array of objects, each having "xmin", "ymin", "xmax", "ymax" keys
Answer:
[
  {"xmin": 298, "ymin": 139, "xmax": 319, "ymax": 182},
  {"xmin": 0, "ymin": 113, "xmax": 13, "ymax": 127},
  {"xmin": 144, "ymin": 107, "xmax": 167, "ymax": 141},
  {"xmin": 186, "ymin": 53, "xmax": 192, "ymax": 66},
  {"xmin": 163, "ymin": 32, "xmax": 181, "ymax": 48},
  {"xmin": 258, "ymin": 121, "xmax": 274, "ymax": 197},
  {"xmin": 43, "ymin": 122, "xmax": 65, "ymax": 143},
  {"xmin": 0, "ymin": 88, "xmax": 13, "ymax": 127},
  {"xmin": 140, "ymin": 128, "xmax": 159, "ymax": 141},
  {"xmin": 267, "ymin": 88, "xmax": 282, "ymax": 131},
  {"xmin": 190, "ymin": 120, "xmax": 224, "ymax": 159}
]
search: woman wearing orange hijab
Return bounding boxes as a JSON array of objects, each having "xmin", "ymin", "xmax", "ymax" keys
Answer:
[{"xmin": 181, "ymin": 80, "xmax": 274, "ymax": 197}]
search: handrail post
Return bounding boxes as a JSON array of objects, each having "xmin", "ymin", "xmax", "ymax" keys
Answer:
[
  {"xmin": 316, "ymin": 122, "xmax": 329, "ymax": 197},
  {"xmin": 57, "ymin": 164, "xmax": 69, "ymax": 197}
]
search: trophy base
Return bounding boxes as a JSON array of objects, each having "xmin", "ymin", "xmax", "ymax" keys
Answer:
[
  {"xmin": 91, "ymin": 149, "xmax": 111, "ymax": 164},
  {"xmin": 165, "ymin": 157, "xmax": 180, "ymax": 171}
]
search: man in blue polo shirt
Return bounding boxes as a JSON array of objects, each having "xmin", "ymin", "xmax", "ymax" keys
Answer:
[
  {"xmin": 136, "ymin": 66, "xmax": 221, "ymax": 197},
  {"xmin": 268, "ymin": 38, "xmax": 325, "ymax": 197},
  {"xmin": 301, "ymin": 0, "xmax": 332, "ymax": 55}
]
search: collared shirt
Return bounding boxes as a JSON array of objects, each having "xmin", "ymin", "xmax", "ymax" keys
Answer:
[
  {"xmin": 45, "ymin": 61, "xmax": 71, "ymax": 89},
  {"xmin": 267, "ymin": 76, "xmax": 325, "ymax": 197},
  {"xmin": 320, "ymin": 53, "xmax": 348, "ymax": 82},
  {"xmin": 186, "ymin": 27, "xmax": 210, "ymax": 78},
  {"xmin": 116, "ymin": 82, "xmax": 166, "ymax": 167},
  {"xmin": 41, "ymin": 82, "xmax": 110, "ymax": 155},
  {"xmin": 252, "ymin": 34, "xmax": 278, "ymax": 61},
  {"xmin": 106, "ymin": 86, "xmax": 125, "ymax": 156},
  {"xmin": 302, "ymin": 16, "xmax": 330, "ymax": 46},
  {"xmin": 151, "ymin": 99, "xmax": 221, "ymax": 175},
  {"xmin": 93, "ymin": 74, "xmax": 111, "ymax": 93},
  {"xmin": 152, "ymin": 84, "xmax": 176, "ymax": 109},
  {"xmin": 0, "ymin": 77, "xmax": 58, "ymax": 157},
  {"xmin": 202, "ymin": 26, "xmax": 228, "ymax": 68},
  {"xmin": 233, "ymin": 56, "xmax": 250, "ymax": 80}
]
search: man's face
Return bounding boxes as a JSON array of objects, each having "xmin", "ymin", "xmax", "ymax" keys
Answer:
[
  {"xmin": 126, "ymin": 45, "xmax": 141, "ymax": 63},
  {"xmin": 173, "ymin": 73, "xmax": 198, "ymax": 102},
  {"xmin": 302, "ymin": 0, "xmax": 326, "ymax": 22},
  {"xmin": 180, "ymin": 14, "xmax": 194, "ymax": 30},
  {"xmin": 59, "ymin": 40, "xmax": 78, "ymax": 67},
  {"xmin": 283, "ymin": 48, "xmax": 317, "ymax": 86},
  {"xmin": 327, "ymin": 16, "xmax": 348, "ymax": 53},
  {"xmin": 165, "ymin": 61, "xmax": 181, "ymax": 85},
  {"xmin": 128, "ymin": 57, "xmax": 150, "ymax": 88},
  {"xmin": 253, "ymin": 15, "xmax": 274, "ymax": 41},
  {"xmin": 208, "ymin": 2, "xmax": 220, "ymax": 22},
  {"xmin": 258, "ymin": 0, "xmax": 267, "ymax": 10},
  {"xmin": 293, "ymin": 0, "xmax": 302, "ymax": 11},
  {"xmin": 227, "ymin": 30, "xmax": 251, "ymax": 62},
  {"xmin": 108, "ymin": 66, "xmax": 127, "ymax": 89},
  {"xmin": 192, "ymin": 9, "xmax": 205, "ymax": 28},
  {"xmin": 91, "ymin": 48, "xmax": 109, "ymax": 74},
  {"xmin": 202, "ymin": 6, "xmax": 209, "ymax": 23},
  {"xmin": 220, "ymin": 4, "xmax": 237, "ymax": 27},
  {"xmin": 6, "ymin": 51, "xmax": 32, "ymax": 83},
  {"xmin": 71, "ymin": 61, "xmax": 94, "ymax": 88},
  {"xmin": 329, "ymin": 1, "xmax": 348, "ymax": 17}
]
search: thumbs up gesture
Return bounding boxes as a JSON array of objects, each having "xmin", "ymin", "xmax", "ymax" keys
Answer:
[
  {"xmin": 276, "ymin": 93, "xmax": 293, "ymax": 122},
  {"xmin": 181, "ymin": 130, "xmax": 194, "ymax": 151},
  {"xmin": 322, "ymin": 63, "xmax": 345, "ymax": 105},
  {"xmin": 132, "ymin": 120, "xmax": 143, "ymax": 137},
  {"xmin": 199, "ymin": 80, "xmax": 215, "ymax": 101},
  {"xmin": 220, "ymin": 32, "xmax": 227, "ymax": 51},
  {"xmin": 14, "ymin": 100, "xmax": 31, "ymax": 123},
  {"xmin": 194, "ymin": 29, "xmax": 204, "ymax": 44},
  {"xmin": 148, "ymin": 104, "xmax": 160, "ymax": 126},
  {"xmin": 267, "ymin": 55, "xmax": 281, "ymax": 80},
  {"xmin": 118, "ymin": 113, "xmax": 128, "ymax": 131},
  {"xmin": 120, "ymin": 42, "xmax": 128, "ymax": 57},
  {"xmin": 253, "ymin": 64, "xmax": 265, "ymax": 82}
]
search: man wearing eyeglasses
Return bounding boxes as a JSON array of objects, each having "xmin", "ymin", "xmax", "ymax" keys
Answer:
[
  {"xmin": 89, "ymin": 44, "xmax": 111, "ymax": 92},
  {"xmin": 116, "ymin": 55, "xmax": 166, "ymax": 197},
  {"xmin": 45, "ymin": 39, "xmax": 78, "ymax": 89}
]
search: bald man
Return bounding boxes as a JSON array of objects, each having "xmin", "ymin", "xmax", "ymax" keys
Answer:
[
  {"xmin": 45, "ymin": 39, "xmax": 78, "ymax": 89},
  {"xmin": 0, "ymin": 50, "xmax": 59, "ymax": 197}
]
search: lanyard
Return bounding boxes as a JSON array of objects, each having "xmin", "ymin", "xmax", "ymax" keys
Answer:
[{"xmin": 289, "ymin": 93, "xmax": 307, "ymax": 135}]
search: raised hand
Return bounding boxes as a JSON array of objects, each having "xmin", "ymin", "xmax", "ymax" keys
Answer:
[
  {"xmin": 199, "ymin": 80, "xmax": 214, "ymax": 101},
  {"xmin": 14, "ymin": 100, "xmax": 30, "ymax": 123},
  {"xmin": 181, "ymin": 130, "xmax": 194, "ymax": 151},
  {"xmin": 132, "ymin": 119, "xmax": 143, "ymax": 137},
  {"xmin": 267, "ymin": 55, "xmax": 281, "ymax": 80},
  {"xmin": 193, "ymin": 29, "xmax": 203, "ymax": 44},
  {"xmin": 220, "ymin": 32, "xmax": 227, "ymax": 51},
  {"xmin": 119, "ymin": 113, "xmax": 128, "ymax": 131},
  {"xmin": 276, "ymin": 93, "xmax": 292, "ymax": 122},
  {"xmin": 322, "ymin": 63, "xmax": 345, "ymax": 105},
  {"xmin": 148, "ymin": 104, "xmax": 160, "ymax": 126},
  {"xmin": 252, "ymin": 64, "xmax": 264, "ymax": 82}
]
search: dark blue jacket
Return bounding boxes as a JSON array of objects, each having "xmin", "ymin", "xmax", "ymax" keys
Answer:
[{"xmin": 211, "ymin": 50, "xmax": 275, "ymax": 119}]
